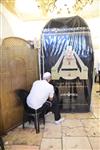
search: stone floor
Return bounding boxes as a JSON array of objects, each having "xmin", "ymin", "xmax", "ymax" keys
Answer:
[{"xmin": 3, "ymin": 83, "xmax": 100, "ymax": 150}]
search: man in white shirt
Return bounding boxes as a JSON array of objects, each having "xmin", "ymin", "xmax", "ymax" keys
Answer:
[{"xmin": 27, "ymin": 72, "xmax": 64, "ymax": 124}]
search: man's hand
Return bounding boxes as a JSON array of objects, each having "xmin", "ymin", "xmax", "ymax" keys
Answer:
[{"xmin": 48, "ymin": 96, "xmax": 53, "ymax": 101}]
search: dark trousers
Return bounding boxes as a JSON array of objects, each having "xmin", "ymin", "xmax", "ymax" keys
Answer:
[
  {"xmin": 28, "ymin": 98, "xmax": 61, "ymax": 121},
  {"xmin": 41, "ymin": 99, "xmax": 61, "ymax": 121}
]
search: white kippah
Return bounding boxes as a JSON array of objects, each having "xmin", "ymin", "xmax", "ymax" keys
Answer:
[{"xmin": 43, "ymin": 72, "xmax": 51, "ymax": 80}]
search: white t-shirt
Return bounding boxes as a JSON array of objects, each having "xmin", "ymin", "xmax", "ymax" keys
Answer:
[{"xmin": 27, "ymin": 80, "xmax": 54, "ymax": 109}]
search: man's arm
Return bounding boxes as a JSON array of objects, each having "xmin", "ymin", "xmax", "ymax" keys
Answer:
[{"xmin": 48, "ymin": 85, "xmax": 55, "ymax": 101}]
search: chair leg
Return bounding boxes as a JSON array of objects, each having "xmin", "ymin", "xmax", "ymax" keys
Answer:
[
  {"xmin": 0, "ymin": 137, "xmax": 5, "ymax": 150},
  {"xmin": 43, "ymin": 115, "xmax": 45, "ymax": 125},
  {"xmin": 34, "ymin": 111, "xmax": 40, "ymax": 133},
  {"xmin": 22, "ymin": 114, "xmax": 25, "ymax": 129}
]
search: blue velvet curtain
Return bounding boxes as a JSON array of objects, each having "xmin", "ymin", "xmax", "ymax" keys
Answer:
[{"xmin": 40, "ymin": 26, "xmax": 94, "ymax": 112}]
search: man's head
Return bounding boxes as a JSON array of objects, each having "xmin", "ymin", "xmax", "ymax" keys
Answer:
[{"xmin": 43, "ymin": 72, "xmax": 52, "ymax": 82}]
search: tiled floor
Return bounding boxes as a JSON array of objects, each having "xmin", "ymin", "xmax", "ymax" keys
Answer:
[{"xmin": 3, "ymin": 83, "xmax": 100, "ymax": 150}]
